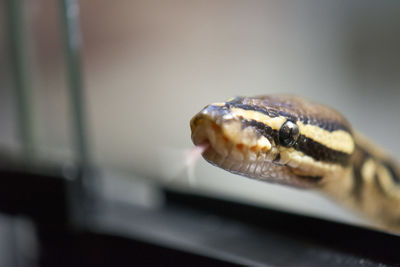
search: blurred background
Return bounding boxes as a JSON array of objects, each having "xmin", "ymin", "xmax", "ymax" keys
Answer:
[{"xmin": 1, "ymin": 0, "xmax": 400, "ymax": 266}]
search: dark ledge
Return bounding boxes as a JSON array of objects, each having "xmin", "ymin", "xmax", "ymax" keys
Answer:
[{"xmin": 0, "ymin": 165, "xmax": 399, "ymax": 266}]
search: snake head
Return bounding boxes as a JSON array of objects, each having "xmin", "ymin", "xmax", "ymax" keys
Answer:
[{"xmin": 190, "ymin": 95, "xmax": 355, "ymax": 188}]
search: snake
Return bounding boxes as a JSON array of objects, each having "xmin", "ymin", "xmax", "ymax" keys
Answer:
[{"xmin": 190, "ymin": 95, "xmax": 400, "ymax": 232}]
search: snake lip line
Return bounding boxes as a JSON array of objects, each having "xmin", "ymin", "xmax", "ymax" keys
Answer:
[{"xmin": 192, "ymin": 124, "xmax": 224, "ymax": 159}]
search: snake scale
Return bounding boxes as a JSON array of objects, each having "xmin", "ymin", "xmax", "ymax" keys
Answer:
[{"xmin": 190, "ymin": 95, "xmax": 400, "ymax": 232}]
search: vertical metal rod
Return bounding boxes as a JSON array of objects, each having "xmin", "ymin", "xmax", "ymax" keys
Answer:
[
  {"xmin": 6, "ymin": 0, "xmax": 35, "ymax": 161},
  {"xmin": 59, "ymin": 0, "xmax": 90, "ymax": 168},
  {"xmin": 59, "ymin": 0, "xmax": 95, "ymax": 227}
]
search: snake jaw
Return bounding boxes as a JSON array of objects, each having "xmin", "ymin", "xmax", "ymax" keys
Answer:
[
  {"xmin": 192, "ymin": 104, "xmax": 275, "ymax": 152},
  {"xmin": 191, "ymin": 104, "xmax": 300, "ymax": 187},
  {"xmin": 191, "ymin": 104, "xmax": 267, "ymax": 162},
  {"xmin": 191, "ymin": 117, "xmax": 232, "ymax": 160},
  {"xmin": 190, "ymin": 101, "xmax": 329, "ymax": 188}
]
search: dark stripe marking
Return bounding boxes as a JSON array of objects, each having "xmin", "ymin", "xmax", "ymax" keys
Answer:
[
  {"xmin": 242, "ymin": 119, "xmax": 351, "ymax": 165},
  {"xmin": 374, "ymin": 172, "xmax": 386, "ymax": 195},
  {"xmin": 297, "ymin": 175, "xmax": 323, "ymax": 183},
  {"xmin": 227, "ymin": 102, "xmax": 297, "ymax": 123},
  {"xmin": 383, "ymin": 161, "xmax": 400, "ymax": 185},
  {"xmin": 295, "ymin": 135, "xmax": 351, "ymax": 166},
  {"xmin": 351, "ymin": 145, "xmax": 370, "ymax": 201},
  {"xmin": 226, "ymin": 101, "xmax": 351, "ymax": 133},
  {"xmin": 273, "ymin": 153, "xmax": 281, "ymax": 164}
]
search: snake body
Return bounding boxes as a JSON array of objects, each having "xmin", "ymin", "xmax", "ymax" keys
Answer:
[{"xmin": 190, "ymin": 95, "xmax": 400, "ymax": 232}]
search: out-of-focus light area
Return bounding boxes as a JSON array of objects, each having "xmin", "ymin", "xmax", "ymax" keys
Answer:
[{"xmin": 1, "ymin": 0, "xmax": 400, "ymax": 230}]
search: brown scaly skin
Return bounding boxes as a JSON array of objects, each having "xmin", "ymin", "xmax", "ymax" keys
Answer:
[
  {"xmin": 190, "ymin": 95, "xmax": 400, "ymax": 232},
  {"xmin": 324, "ymin": 133, "xmax": 400, "ymax": 232}
]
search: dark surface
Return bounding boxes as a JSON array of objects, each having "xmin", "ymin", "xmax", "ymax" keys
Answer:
[
  {"xmin": 0, "ymin": 168, "xmax": 69, "ymax": 224},
  {"xmin": 164, "ymin": 190, "xmax": 400, "ymax": 266},
  {"xmin": 0, "ymin": 166, "xmax": 399, "ymax": 266},
  {"xmin": 37, "ymin": 226, "xmax": 241, "ymax": 267}
]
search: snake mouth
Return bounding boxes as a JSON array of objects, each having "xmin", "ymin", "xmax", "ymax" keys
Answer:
[
  {"xmin": 190, "ymin": 103, "xmax": 276, "ymax": 165},
  {"xmin": 190, "ymin": 115, "xmax": 321, "ymax": 188},
  {"xmin": 191, "ymin": 118, "xmax": 232, "ymax": 159},
  {"xmin": 191, "ymin": 116, "xmax": 270, "ymax": 171}
]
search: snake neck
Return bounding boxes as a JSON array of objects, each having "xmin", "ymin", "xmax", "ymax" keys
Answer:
[
  {"xmin": 191, "ymin": 96, "xmax": 400, "ymax": 232},
  {"xmin": 322, "ymin": 132, "xmax": 400, "ymax": 231}
]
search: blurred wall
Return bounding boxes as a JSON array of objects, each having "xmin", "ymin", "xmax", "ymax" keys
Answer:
[{"xmin": 1, "ymin": 0, "xmax": 400, "ymax": 226}]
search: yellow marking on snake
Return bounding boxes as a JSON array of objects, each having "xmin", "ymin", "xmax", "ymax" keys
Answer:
[
  {"xmin": 230, "ymin": 108, "xmax": 287, "ymax": 130},
  {"xmin": 221, "ymin": 119, "xmax": 272, "ymax": 150},
  {"xmin": 376, "ymin": 164, "xmax": 400, "ymax": 200},
  {"xmin": 279, "ymin": 147, "xmax": 343, "ymax": 177},
  {"xmin": 297, "ymin": 122, "xmax": 354, "ymax": 154},
  {"xmin": 361, "ymin": 158, "xmax": 375, "ymax": 184},
  {"xmin": 230, "ymin": 107, "xmax": 354, "ymax": 154},
  {"xmin": 210, "ymin": 102, "xmax": 226, "ymax": 107}
]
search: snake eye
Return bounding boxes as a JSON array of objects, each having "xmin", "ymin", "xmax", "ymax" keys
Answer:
[{"xmin": 279, "ymin": 120, "xmax": 300, "ymax": 147}]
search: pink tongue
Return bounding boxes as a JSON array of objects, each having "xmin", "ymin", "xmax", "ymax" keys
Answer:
[{"xmin": 185, "ymin": 143, "xmax": 210, "ymax": 166}]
